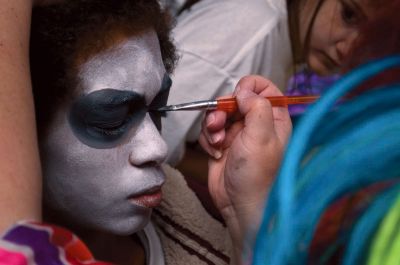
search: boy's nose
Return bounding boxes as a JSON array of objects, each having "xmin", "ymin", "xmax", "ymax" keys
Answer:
[{"xmin": 128, "ymin": 117, "xmax": 168, "ymax": 167}]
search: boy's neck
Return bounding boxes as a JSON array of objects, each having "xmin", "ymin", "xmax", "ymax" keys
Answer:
[{"xmin": 77, "ymin": 229, "xmax": 146, "ymax": 265}]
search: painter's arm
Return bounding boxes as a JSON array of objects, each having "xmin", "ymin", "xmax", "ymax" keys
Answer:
[
  {"xmin": 0, "ymin": 0, "xmax": 47, "ymax": 232},
  {"xmin": 199, "ymin": 76, "xmax": 292, "ymax": 263}
]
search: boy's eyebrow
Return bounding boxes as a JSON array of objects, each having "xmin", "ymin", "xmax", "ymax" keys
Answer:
[{"xmin": 77, "ymin": 89, "xmax": 145, "ymax": 109}]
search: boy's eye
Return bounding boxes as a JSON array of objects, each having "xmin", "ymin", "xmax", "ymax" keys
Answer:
[
  {"xmin": 87, "ymin": 102, "xmax": 141, "ymax": 135},
  {"xmin": 90, "ymin": 119, "xmax": 127, "ymax": 136},
  {"xmin": 92, "ymin": 120, "xmax": 125, "ymax": 130},
  {"xmin": 69, "ymin": 89, "xmax": 147, "ymax": 149}
]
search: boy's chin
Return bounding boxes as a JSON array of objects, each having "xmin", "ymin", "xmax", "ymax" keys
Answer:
[{"xmin": 101, "ymin": 213, "xmax": 152, "ymax": 236}]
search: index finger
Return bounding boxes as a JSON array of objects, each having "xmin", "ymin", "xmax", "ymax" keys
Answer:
[
  {"xmin": 234, "ymin": 75, "xmax": 282, "ymax": 97},
  {"xmin": 235, "ymin": 75, "xmax": 292, "ymax": 145}
]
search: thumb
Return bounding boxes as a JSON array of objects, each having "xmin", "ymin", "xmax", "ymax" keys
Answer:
[{"xmin": 235, "ymin": 88, "xmax": 276, "ymax": 146}]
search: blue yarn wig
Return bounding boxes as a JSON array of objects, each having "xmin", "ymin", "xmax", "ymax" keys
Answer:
[{"xmin": 252, "ymin": 56, "xmax": 400, "ymax": 265}]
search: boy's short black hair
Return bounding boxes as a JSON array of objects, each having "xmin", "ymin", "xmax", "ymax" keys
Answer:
[{"xmin": 31, "ymin": 0, "xmax": 177, "ymax": 135}]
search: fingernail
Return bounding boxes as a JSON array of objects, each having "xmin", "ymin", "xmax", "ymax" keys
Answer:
[
  {"xmin": 214, "ymin": 150, "xmax": 222, "ymax": 159},
  {"xmin": 211, "ymin": 133, "xmax": 221, "ymax": 144},
  {"xmin": 237, "ymin": 88, "xmax": 254, "ymax": 99},
  {"xmin": 206, "ymin": 113, "xmax": 215, "ymax": 127}
]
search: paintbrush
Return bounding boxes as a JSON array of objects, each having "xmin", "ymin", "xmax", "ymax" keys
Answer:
[{"xmin": 156, "ymin": 95, "xmax": 320, "ymax": 113}]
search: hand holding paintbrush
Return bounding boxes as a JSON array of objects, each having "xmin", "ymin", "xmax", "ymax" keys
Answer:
[{"xmin": 194, "ymin": 76, "xmax": 295, "ymax": 260}]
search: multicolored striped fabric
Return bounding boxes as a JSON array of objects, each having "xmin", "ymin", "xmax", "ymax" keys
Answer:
[
  {"xmin": 308, "ymin": 180, "xmax": 400, "ymax": 264},
  {"xmin": 0, "ymin": 221, "xmax": 112, "ymax": 265}
]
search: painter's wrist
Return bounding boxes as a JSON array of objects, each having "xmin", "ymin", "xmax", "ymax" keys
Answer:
[
  {"xmin": 230, "ymin": 245, "xmax": 244, "ymax": 265},
  {"xmin": 222, "ymin": 208, "xmax": 260, "ymax": 265},
  {"xmin": 219, "ymin": 206, "xmax": 243, "ymax": 247},
  {"xmin": 228, "ymin": 224, "xmax": 255, "ymax": 265}
]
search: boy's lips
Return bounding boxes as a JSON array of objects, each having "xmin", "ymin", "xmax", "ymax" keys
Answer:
[{"xmin": 128, "ymin": 188, "xmax": 162, "ymax": 208}]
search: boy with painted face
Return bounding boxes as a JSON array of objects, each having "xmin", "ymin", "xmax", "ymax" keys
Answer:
[
  {"xmin": 31, "ymin": 1, "xmax": 232, "ymax": 265},
  {"xmin": 43, "ymin": 35, "xmax": 171, "ymax": 234}
]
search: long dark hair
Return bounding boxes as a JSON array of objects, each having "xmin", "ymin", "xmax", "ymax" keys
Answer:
[{"xmin": 287, "ymin": 0, "xmax": 325, "ymax": 65}]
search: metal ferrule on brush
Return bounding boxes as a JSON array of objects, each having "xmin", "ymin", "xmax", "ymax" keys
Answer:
[{"xmin": 158, "ymin": 99, "xmax": 218, "ymax": 111}]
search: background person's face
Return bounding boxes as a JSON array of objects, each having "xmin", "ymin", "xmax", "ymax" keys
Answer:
[
  {"xmin": 41, "ymin": 30, "xmax": 170, "ymax": 235},
  {"xmin": 300, "ymin": 0, "xmax": 370, "ymax": 75}
]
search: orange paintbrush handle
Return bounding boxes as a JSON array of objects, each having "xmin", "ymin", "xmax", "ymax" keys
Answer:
[{"xmin": 216, "ymin": 95, "xmax": 320, "ymax": 112}]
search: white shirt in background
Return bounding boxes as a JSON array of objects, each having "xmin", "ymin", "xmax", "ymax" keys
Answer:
[{"xmin": 161, "ymin": 0, "xmax": 293, "ymax": 165}]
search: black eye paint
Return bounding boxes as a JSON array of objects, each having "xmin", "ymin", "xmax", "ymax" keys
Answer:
[
  {"xmin": 149, "ymin": 74, "xmax": 172, "ymax": 130},
  {"xmin": 69, "ymin": 89, "xmax": 147, "ymax": 149}
]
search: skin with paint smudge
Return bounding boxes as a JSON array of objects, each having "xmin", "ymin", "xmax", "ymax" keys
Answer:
[{"xmin": 40, "ymin": 31, "xmax": 171, "ymax": 235}]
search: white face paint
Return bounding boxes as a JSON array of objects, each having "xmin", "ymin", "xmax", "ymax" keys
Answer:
[{"xmin": 41, "ymin": 30, "xmax": 170, "ymax": 235}]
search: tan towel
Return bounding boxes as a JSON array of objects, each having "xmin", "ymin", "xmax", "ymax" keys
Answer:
[{"xmin": 152, "ymin": 164, "xmax": 232, "ymax": 265}]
